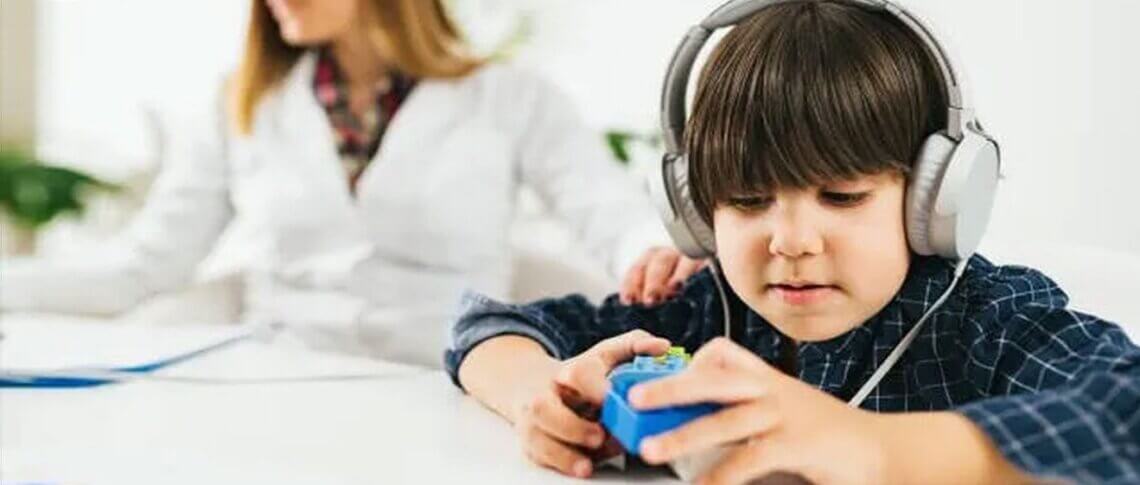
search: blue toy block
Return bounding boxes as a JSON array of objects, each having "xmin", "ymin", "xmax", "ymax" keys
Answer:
[{"xmin": 600, "ymin": 348, "xmax": 721, "ymax": 455}]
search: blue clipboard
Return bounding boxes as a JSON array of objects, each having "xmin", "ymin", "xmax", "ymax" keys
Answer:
[{"xmin": 0, "ymin": 332, "xmax": 252, "ymax": 389}]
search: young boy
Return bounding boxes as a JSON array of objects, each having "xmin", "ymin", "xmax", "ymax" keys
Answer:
[{"xmin": 444, "ymin": 2, "xmax": 1140, "ymax": 483}]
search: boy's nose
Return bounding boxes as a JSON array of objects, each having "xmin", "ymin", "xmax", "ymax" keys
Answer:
[{"xmin": 767, "ymin": 210, "xmax": 824, "ymax": 258}]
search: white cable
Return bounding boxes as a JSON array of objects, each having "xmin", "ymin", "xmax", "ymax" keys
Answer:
[
  {"xmin": 847, "ymin": 258, "xmax": 970, "ymax": 407},
  {"xmin": 709, "ymin": 259, "xmax": 733, "ymax": 340}
]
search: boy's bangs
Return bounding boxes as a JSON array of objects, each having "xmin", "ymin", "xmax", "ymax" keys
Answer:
[{"xmin": 686, "ymin": 1, "xmax": 946, "ymax": 217}]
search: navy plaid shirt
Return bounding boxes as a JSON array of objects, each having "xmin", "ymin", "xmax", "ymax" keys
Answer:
[{"xmin": 445, "ymin": 254, "xmax": 1140, "ymax": 484}]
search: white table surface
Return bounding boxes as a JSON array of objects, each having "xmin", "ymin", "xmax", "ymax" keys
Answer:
[{"xmin": 0, "ymin": 314, "xmax": 680, "ymax": 485}]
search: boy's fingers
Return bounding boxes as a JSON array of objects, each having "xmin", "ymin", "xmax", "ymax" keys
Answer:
[
  {"xmin": 556, "ymin": 355, "xmax": 613, "ymax": 404},
  {"xmin": 631, "ymin": 336, "xmax": 672, "ymax": 356},
  {"xmin": 593, "ymin": 330, "xmax": 671, "ymax": 369},
  {"xmin": 629, "ymin": 367, "xmax": 765, "ymax": 410},
  {"xmin": 526, "ymin": 391, "xmax": 606, "ymax": 449},
  {"xmin": 691, "ymin": 337, "xmax": 775, "ymax": 376},
  {"xmin": 556, "ymin": 330, "xmax": 670, "ymax": 403},
  {"xmin": 552, "ymin": 381, "xmax": 592, "ymax": 414},
  {"xmin": 593, "ymin": 434, "xmax": 626, "ymax": 460},
  {"xmin": 522, "ymin": 427, "xmax": 594, "ymax": 478},
  {"xmin": 639, "ymin": 400, "xmax": 776, "ymax": 464}
]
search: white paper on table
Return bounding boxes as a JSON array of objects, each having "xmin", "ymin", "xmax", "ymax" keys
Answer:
[
  {"xmin": 0, "ymin": 314, "xmax": 422, "ymax": 381},
  {"xmin": 0, "ymin": 315, "xmax": 254, "ymax": 370}
]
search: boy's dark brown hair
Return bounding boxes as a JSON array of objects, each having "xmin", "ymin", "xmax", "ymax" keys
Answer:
[{"xmin": 686, "ymin": 0, "xmax": 949, "ymax": 223}]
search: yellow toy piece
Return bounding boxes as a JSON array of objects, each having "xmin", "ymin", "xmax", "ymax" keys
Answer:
[{"xmin": 655, "ymin": 346, "xmax": 691, "ymax": 364}]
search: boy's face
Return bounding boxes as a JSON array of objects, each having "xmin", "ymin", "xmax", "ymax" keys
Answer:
[{"xmin": 712, "ymin": 172, "xmax": 910, "ymax": 342}]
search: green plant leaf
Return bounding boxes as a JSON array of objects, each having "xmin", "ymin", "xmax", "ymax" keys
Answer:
[
  {"xmin": 0, "ymin": 148, "xmax": 119, "ymax": 230},
  {"xmin": 605, "ymin": 130, "xmax": 635, "ymax": 164}
]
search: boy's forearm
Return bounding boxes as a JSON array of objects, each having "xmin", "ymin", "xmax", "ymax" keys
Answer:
[
  {"xmin": 874, "ymin": 412, "xmax": 1030, "ymax": 485},
  {"xmin": 457, "ymin": 335, "xmax": 561, "ymax": 423}
]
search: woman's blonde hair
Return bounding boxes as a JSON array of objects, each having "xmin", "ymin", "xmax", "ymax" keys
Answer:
[{"xmin": 230, "ymin": 0, "xmax": 482, "ymax": 135}]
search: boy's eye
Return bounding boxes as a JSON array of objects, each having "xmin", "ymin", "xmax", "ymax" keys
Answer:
[
  {"xmin": 727, "ymin": 196, "xmax": 774, "ymax": 212},
  {"xmin": 820, "ymin": 190, "xmax": 870, "ymax": 207}
]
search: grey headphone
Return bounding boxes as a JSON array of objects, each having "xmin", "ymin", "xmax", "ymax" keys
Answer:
[{"xmin": 649, "ymin": 0, "xmax": 1001, "ymax": 261}]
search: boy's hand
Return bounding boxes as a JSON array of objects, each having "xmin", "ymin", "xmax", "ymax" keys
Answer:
[
  {"xmin": 628, "ymin": 337, "xmax": 886, "ymax": 485},
  {"xmin": 620, "ymin": 246, "xmax": 706, "ymax": 305},
  {"xmin": 510, "ymin": 330, "xmax": 671, "ymax": 478}
]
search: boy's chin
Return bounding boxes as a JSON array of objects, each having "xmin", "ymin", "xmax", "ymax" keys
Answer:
[{"xmin": 757, "ymin": 307, "xmax": 863, "ymax": 343}]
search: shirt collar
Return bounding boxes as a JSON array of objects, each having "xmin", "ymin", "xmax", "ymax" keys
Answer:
[{"xmin": 313, "ymin": 47, "xmax": 415, "ymax": 101}]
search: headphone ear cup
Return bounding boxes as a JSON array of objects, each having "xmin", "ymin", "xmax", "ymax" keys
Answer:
[
  {"xmin": 651, "ymin": 154, "xmax": 716, "ymax": 258},
  {"xmin": 928, "ymin": 130, "xmax": 1001, "ymax": 259},
  {"xmin": 673, "ymin": 155, "xmax": 717, "ymax": 256},
  {"xmin": 906, "ymin": 133, "xmax": 956, "ymax": 256}
]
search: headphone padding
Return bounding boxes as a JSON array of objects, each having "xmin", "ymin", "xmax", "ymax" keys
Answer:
[
  {"xmin": 652, "ymin": 154, "xmax": 717, "ymax": 258},
  {"xmin": 672, "ymin": 155, "xmax": 717, "ymax": 257},
  {"xmin": 907, "ymin": 133, "xmax": 956, "ymax": 256},
  {"xmin": 674, "ymin": 156, "xmax": 717, "ymax": 257}
]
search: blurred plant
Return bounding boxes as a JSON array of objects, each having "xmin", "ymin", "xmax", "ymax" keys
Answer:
[
  {"xmin": 0, "ymin": 147, "xmax": 119, "ymax": 230},
  {"xmin": 604, "ymin": 129, "xmax": 663, "ymax": 165}
]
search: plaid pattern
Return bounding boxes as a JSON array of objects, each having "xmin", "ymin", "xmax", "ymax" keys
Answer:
[
  {"xmin": 445, "ymin": 254, "xmax": 1140, "ymax": 483},
  {"xmin": 313, "ymin": 49, "xmax": 416, "ymax": 192}
]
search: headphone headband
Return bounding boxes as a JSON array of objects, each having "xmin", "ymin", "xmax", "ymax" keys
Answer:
[{"xmin": 661, "ymin": 0, "xmax": 971, "ymax": 155}]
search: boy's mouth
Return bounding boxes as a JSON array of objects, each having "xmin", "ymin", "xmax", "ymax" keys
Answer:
[{"xmin": 767, "ymin": 282, "xmax": 837, "ymax": 305}]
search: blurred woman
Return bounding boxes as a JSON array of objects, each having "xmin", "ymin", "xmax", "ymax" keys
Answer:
[{"xmin": 1, "ymin": 0, "xmax": 701, "ymax": 366}]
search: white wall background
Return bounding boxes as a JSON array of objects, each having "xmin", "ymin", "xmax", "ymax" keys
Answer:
[
  {"xmin": 34, "ymin": 0, "xmax": 246, "ymax": 179},
  {"xmin": 31, "ymin": 0, "xmax": 1140, "ymax": 256}
]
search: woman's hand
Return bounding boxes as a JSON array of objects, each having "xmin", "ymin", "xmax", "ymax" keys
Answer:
[
  {"xmin": 628, "ymin": 337, "xmax": 887, "ymax": 485},
  {"xmin": 510, "ymin": 330, "xmax": 671, "ymax": 478},
  {"xmin": 620, "ymin": 246, "xmax": 707, "ymax": 305}
]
